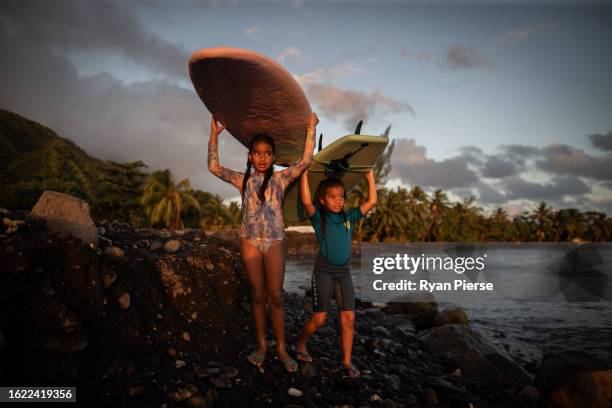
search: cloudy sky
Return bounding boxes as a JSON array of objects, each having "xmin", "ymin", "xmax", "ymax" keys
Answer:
[{"xmin": 1, "ymin": 0, "xmax": 611, "ymax": 216}]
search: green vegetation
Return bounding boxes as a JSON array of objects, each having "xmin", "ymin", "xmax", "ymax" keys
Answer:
[
  {"xmin": 0, "ymin": 109, "xmax": 238, "ymax": 231},
  {"xmin": 1, "ymin": 109, "xmax": 610, "ymax": 241}
]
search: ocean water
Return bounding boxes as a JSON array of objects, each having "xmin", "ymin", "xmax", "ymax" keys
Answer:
[{"xmin": 285, "ymin": 244, "xmax": 612, "ymax": 367}]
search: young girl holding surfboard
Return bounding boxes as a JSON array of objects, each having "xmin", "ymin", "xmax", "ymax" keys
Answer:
[
  {"xmin": 207, "ymin": 112, "xmax": 318, "ymax": 373},
  {"xmin": 294, "ymin": 169, "xmax": 377, "ymax": 378}
]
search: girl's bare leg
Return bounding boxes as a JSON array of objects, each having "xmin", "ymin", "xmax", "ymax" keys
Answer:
[
  {"xmin": 240, "ymin": 238, "xmax": 267, "ymax": 357},
  {"xmin": 262, "ymin": 240, "xmax": 291, "ymax": 361},
  {"xmin": 340, "ymin": 310, "xmax": 355, "ymax": 367},
  {"xmin": 296, "ymin": 312, "xmax": 327, "ymax": 354}
]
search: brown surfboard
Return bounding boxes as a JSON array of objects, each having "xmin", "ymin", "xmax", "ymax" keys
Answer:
[{"xmin": 189, "ymin": 47, "xmax": 312, "ymax": 164}]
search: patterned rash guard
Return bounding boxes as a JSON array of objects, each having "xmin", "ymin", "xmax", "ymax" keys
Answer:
[{"xmin": 207, "ymin": 131, "xmax": 314, "ymax": 240}]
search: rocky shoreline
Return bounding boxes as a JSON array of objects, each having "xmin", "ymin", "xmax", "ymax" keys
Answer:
[{"xmin": 1, "ymin": 209, "xmax": 611, "ymax": 408}]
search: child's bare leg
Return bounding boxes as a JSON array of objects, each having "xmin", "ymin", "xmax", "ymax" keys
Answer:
[
  {"xmin": 340, "ymin": 310, "xmax": 355, "ymax": 367},
  {"xmin": 296, "ymin": 312, "xmax": 327, "ymax": 353},
  {"xmin": 240, "ymin": 238, "xmax": 267, "ymax": 356},
  {"xmin": 262, "ymin": 240, "xmax": 291, "ymax": 360}
]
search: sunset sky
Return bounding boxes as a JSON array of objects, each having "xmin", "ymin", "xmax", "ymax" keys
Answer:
[{"xmin": 1, "ymin": 0, "xmax": 611, "ymax": 215}]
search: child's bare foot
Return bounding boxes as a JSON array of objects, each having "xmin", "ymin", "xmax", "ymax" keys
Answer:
[
  {"xmin": 277, "ymin": 347, "xmax": 298, "ymax": 373},
  {"xmin": 247, "ymin": 346, "xmax": 267, "ymax": 366},
  {"xmin": 342, "ymin": 362, "xmax": 360, "ymax": 378},
  {"xmin": 293, "ymin": 342, "xmax": 313, "ymax": 362}
]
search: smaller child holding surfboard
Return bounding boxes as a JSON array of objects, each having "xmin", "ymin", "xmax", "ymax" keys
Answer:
[
  {"xmin": 207, "ymin": 112, "xmax": 318, "ymax": 373},
  {"xmin": 294, "ymin": 169, "xmax": 377, "ymax": 378}
]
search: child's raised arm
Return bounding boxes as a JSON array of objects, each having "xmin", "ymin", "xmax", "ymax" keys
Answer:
[
  {"xmin": 280, "ymin": 112, "xmax": 318, "ymax": 190},
  {"xmin": 359, "ymin": 169, "xmax": 377, "ymax": 216},
  {"xmin": 207, "ymin": 115, "xmax": 243, "ymax": 192},
  {"xmin": 300, "ymin": 169, "xmax": 316, "ymax": 218}
]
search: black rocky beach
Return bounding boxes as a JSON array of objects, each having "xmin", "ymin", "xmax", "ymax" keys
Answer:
[{"xmin": 1, "ymin": 197, "xmax": 611, "ymax": 408}]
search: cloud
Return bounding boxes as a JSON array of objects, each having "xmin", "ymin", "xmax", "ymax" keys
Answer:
[
  {"xmin": 588, "ymin": 130, "xmax": 612, "ymax": 152},
  {"xmin": 390, "ymin": 139, "xmax": 479, "ymax": 190},
  {"xmin": 443, "ymin": 45, "xmax": 494, "ymax": 70},
  {"xmin": 306, "ymin": 83, "xmax": 414, "ymax": 131},
  {"xmin": 481, "ymin": 156, "xmax": 518, "ymax": 178},
  {"xmin": 503, "ymin": 175, "xmax": 591, "ymax": 201},
  {"xmin": 277, "ymin": 46, "xmax": 310, "ymax": 63},
  {"xmin": 536, "ymin": 144, "xmax": 612, "ymax": 181},
  {"xmin": 294, "ymin": 62, "xmax": 363, "ymax": 86},
  {"xmin": 400, "ymin": 48, "xmax": 432, "ymax": 61},
  {"xmin": 243, "ymin": 25, "xmax": 262, "ymax": 36},
  {"xmin": 0, "ymin": 0, "xmax": 245, "ymax": 199},
  {"xmin": 0, "ymin": 1, "xmax": 190, "ymax": 80},
  {"xmin": 293, "ymin": 61, "xmax": 412, "ymax": 131},
  {"xmin": 501, "ymin": 24, "xmax": 548, "ymax": 42},
  {"xmin": 475, "ymin": 181, "xmax": 507, "ymax": 204},
  {"xmin": 496, "ymin": 23, "xmax": 553, "ymax": 48}
]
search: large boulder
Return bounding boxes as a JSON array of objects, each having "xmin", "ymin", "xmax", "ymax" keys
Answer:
[
  {"xmin": 29, "ymin": 191, "xmax": 97, "ymax": 245},
  {"xmin": 383, "ymin": 293, "xmax": 439, "ymax": 330},
  {"xmin": 418, "ymin": 323, "xmax": 498, "ymax": 356},
  {"xmin": 535, "ymin": 351, "xmax": 611, "ymax": 407},
  {"xmin": 549, "ymin": 370, "xmax": 612, "ymax": 408},
  {"xmin": 433, "ymin": 308, "xmax": 469, "ymax": 327}
]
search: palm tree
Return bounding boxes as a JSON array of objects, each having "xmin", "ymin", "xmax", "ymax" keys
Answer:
[
  {"xmin": 227, "ymin": 201, "xmax": 242, "ymax": 225},
  {"xmin": 404, "ymin": 186, "xmax": 429, "ymax": 241},
  {"xmin": 140, "ymin": 169, "xmax": 200, "ymax": 230},
  {"xmin": 487, "ymin": 208, "xmax": 513, "ymax": 241},
  {"xmin": 200, "ymin": 194, "xmax": 229, "ymax": 228},
  {"xmin": 584, "ymin": 211, "xmax": 608, "ymax": 242},
  {"xmin": 369, "ymin": 187, "xmax": 408, "ymax": 242},
  {"xmin": 532, "ymin": 201, "xmax": 553, "ymax": 241},
  {"xmin": 424, "ymin": 189, "xmax": 449, "ymax": 241},
  {"xmin": 557, "ymin": 208, "xmax": 587, "ymax": 242}
]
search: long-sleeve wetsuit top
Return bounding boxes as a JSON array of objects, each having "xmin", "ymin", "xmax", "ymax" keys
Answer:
[{"xmin": 207, "ymin": 133, "xmax": 314, "ymax": 240}]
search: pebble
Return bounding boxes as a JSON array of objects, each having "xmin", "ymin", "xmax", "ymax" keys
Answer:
[
  {"xmin": 288, "ymin": 387, "xmax": 303, "ymax": 397},
  {"xmin": 222, "ymin": 366, "xmax": 239, "ymax": 378},
  {"xmin": 104, "ymin": 246, "xmax": 125, "ymax": 259},
  {"xmin": 103, "ymin": 271, "xmax": 117, "ymax": 288},
  {"xmin": 164, "ymin": 239, "xmax": 181, "ymax": 253},
  {"xmin": 175, "ymin": 359, "xmax": 186, "ymax": 369},
  {"xmin": 118, "ymin": 293, "xmax": 130, "ymax": 309}
]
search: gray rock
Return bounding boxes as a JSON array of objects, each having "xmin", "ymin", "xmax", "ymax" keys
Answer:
[
  {"xmin": 433, "ymin": 308, "xmax": 469, "ymax": 327},
  {"xmin": 222, "ymin": 366, "xmax": 239, "ymax": 378},
  {"xmin": 29, "ymin": 191, "xmax": 98, "ymax": 245},
  {"xmin": 417, "ymin": 324, "xmax": 499, "ymax": 356},
  {"xmin": 300, "ymin": 362, "xmax": 317, "ymax": 378},
  {"xmin": 484, "ymin": 352, "xmax": 532, "ymax": 385},
  {"xmin": 373, "ymin": 326, "xmax": 391, "ymax": 337}
]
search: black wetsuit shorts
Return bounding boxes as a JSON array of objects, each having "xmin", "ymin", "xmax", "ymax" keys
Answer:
[{"xmin": 311, "ymin": 252, "xmax": 355, "ymax": 312}]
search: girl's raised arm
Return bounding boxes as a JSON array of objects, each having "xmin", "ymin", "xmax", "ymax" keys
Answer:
[
  {"xmin": 280, "ymin": 112, "xmax": 318, "ymax": 189},
  {"xmin": 300, "ymin": 170, "xmax": 316, "ymax": 218},
  {"xmin": 207, "ymin": 116, "xmax": 243, "ymax": 192},
  {"xmin": 359, "ymin": 169, "xmax": 377, "ymax": 216}
]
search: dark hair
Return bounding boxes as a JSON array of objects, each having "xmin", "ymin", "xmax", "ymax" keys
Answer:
[
  {"xmin": 314, "ymin": 177, "xmax": 347, "ymax": 236},
  {"xmin": 242, "ymin": 134, "xmax": 275, "ymax": 204}
]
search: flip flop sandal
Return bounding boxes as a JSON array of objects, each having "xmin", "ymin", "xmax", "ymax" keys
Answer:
[
  {"xmin": 247, "ymin": 351, "xmax": 266, "ymax": 367},
  {"xmin": 294, "ymin": 350, "xmax": 313, "ymax": 363},
  {"xmin": 279, "ymin": 356, "xmax": 298, "ymax": 373},
  {"xmin": 342, "ymin": 364, "xmax": 361, "ymax": 378}
]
